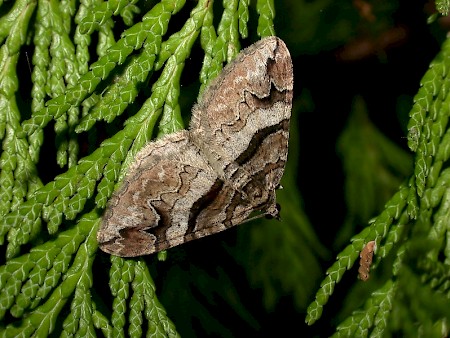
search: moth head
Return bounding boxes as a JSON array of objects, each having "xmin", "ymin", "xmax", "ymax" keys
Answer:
[{"xmin": 265, "ymin": 202, "xmax": 281, "ymax": 220}]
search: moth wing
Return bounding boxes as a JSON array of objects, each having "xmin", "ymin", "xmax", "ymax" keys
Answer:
[
  {"xmin": 184, "ymin": 125, "xmax": 292, "ymax": 242},
  {"xmin": 179, "ymin": 179, "xmax": 276, "ymax": 244},
  {"xmin": 98, "ymin": 131, "xmax": 218, "ymax": 257},
  {"xmin": 190, "ymin": 36, "xmax": 293, "ymax": 165},
  {"xmin": 239, "ymin": 126, "xmax": 289, "ymax": 211}
]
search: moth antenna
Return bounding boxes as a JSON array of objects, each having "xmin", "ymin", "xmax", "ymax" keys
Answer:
[{"xmin": 26, "ymin": 51, "xmax": 32, "ymax": 74}]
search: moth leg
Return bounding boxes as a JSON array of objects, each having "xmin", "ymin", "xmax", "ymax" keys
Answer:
[{"xmin": 221, "ymin": 161, "xmax": 252, "ymax": 199}]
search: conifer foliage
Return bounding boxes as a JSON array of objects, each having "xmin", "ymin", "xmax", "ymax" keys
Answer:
[{"xmin": 0, "ymin": 0, "xmax": 450, "ymax": 337}]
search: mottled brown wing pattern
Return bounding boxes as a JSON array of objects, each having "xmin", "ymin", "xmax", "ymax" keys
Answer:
[
  {"xmin": 190, "ymin": 37, "xmax": 292, "ymax": 179},
  {"xmin": 98, "ymin": 132, "xmax": 218, "ymax": 256},
  {"xmin": 98, "ymin": 37, "xmax": 293, "ymax": 256}
]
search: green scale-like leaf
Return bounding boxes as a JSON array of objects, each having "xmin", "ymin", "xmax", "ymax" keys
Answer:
[
  {"xmin": 407, "ymin": 38, "xmax": 450, "ymax": 196},
  {"xmin": 306, "ymin": 184, "xmax": 410, "ymax": 325}
]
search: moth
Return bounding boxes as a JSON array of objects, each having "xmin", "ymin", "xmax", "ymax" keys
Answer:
[
  {"xmin": 97, "ymin": 36, "xmax": 294, "ymax": 257},
  {"xmin": 358, "ymin": 240, "xmax": 376, "ymax": 281}
]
